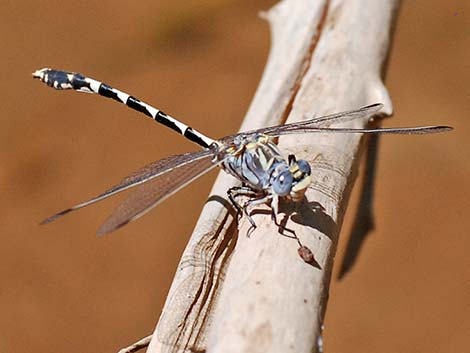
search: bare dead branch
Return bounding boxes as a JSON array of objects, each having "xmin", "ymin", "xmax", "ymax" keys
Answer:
[{"xmin": 146, "ymin": 1, "xmax": 399, "ymax": 352}]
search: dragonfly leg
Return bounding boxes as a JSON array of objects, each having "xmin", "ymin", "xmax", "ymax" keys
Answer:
[
  {"xmin": 270, "ymin": 209, "xmax": 298, "ymax": 243},
  {"xmin": 241, "ymin": 194, "xmax": 273, "ymax": 235},
  {"xmin": 227, "ymin": 186, "xmax": 259, "ymax": 220}
]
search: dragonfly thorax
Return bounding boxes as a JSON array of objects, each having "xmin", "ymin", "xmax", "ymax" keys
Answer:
[{"xmin": 222, "ymin": 134, "xmax": 312, "ymax": 201}]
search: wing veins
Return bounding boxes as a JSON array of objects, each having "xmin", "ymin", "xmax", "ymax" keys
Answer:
[
  {"xmin": 96, "ymin": 155, "xmax": 222, "ymax": 235},
  {"xmin": 263, "ymin": 125, "xmax": 453, "ymax": 137},
  {"xmin": 220, "ymin": 103, "xmax": 384, "ymax": 142},
  {"xmin": 41, "ymin": 149, "xmax": 215, "ymax": 224}
]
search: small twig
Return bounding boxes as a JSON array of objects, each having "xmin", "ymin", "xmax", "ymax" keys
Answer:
[{"xmin": 117, "ymin": 335, "xmax": 152, "ymax": 353}]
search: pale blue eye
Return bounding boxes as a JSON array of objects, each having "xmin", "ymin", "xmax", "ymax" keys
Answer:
[{"xmin": 272, "ymin": 170, "xmax": 293, "ymax": 196}]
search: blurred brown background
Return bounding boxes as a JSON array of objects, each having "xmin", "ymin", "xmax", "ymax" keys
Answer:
[{"xmin": 1, "ymin": 1, "xmax": 468, "ymax": 352}]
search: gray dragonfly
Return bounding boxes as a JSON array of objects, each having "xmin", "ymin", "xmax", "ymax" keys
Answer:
[{"xmin": 33, "ymin": 68, "xmax": 452, "ymax": 237}]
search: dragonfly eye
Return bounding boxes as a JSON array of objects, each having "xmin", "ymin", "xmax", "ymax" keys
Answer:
[
  {"xmin": 297, "ymin": 159, "xmax": 311, "ymax": 176},
  {"xmin": 272, "ymin": 169, "xmax": 294, "ymax": 196}
]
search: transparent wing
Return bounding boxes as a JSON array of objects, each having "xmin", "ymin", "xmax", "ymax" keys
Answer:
[
  {"xmin": 220, "ymin": 104, "xmax": 383, "ymax": 142},
  {"xmin": 41, "ymin": 149, "xmax": 215, "ymax": 224},
  {"xmin": 96, "ymin": 153, "xmax": 221, "ymax": 235},
  {"xmin": 220, "ymin": 103, "xmax": 451, "ymax": 140},
  {"xmin": 262, "ymin": 103, "xmax": 384, "ymax": 133},
  {"xmin": 263, "ymin": 125, "xmax": 453, "ymax": 137}
]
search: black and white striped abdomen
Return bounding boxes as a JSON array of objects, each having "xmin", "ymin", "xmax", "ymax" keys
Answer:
[{"xmin": 32, "ymin": 68, "xmax": 215, "ymax": 148}]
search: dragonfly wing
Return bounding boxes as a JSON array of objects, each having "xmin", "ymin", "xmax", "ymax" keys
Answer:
[
  {"xmin": 220, "ymin": 103, "xmax": 384, "ymax": 143},
  {"xmin": 264, "ymin": 103, "xmax": 384, "ymax": 133},
  {"xmin": 257, "ymin": 103, "xmax": 451, "ymax": 137},
  {"xmin": 296, "ymin": 103, "xmax": 383, "ymax": 128},
  {"xmin": 262, "ymin": 125, "xmax": 453, "ymax": 137},
  {"xmin": 41, "ymin": 149, "xmax": 214, "ymax": 224},
  {"xmin": 96, "ymin": 153, "xmax": 221, "ymax": 235}
]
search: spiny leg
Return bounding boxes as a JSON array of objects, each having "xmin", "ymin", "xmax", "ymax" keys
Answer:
[
  {"xmin": 270, "ymin": 210, "xmax": 299, "ymax": 243},
  {"xmin": 227, "ymin": 186, "xmax": 259, "ymax": 221},
  {"xmin": 241, "ymin": 194, "xmax": 272, "ymax": 235}
]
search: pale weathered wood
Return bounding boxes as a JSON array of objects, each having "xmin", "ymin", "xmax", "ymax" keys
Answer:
[{"xmin": 147, "ymin": 0, "xmax": 399, "ymax": 352}]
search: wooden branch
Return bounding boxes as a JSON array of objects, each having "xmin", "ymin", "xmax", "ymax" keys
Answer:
[{"xmin": 147, "ymin": 0, "xmax": 399, "ymax": 352}]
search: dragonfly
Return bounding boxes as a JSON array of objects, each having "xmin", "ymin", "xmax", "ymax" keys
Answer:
[{"xmin": 33, "ymin": 68, "xmax": 452, "ymax": 237}]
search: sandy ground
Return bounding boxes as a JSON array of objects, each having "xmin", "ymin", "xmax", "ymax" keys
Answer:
[{"xmin": 1, "ymin": 1, "xmax": 468, "ymax": 352}]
